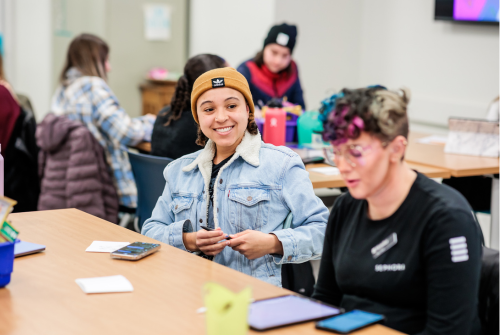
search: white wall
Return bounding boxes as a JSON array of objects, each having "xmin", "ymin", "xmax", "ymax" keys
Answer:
[
  {"xmin": 357, "ymin": 1, "xmax": 499, "ymax": 130},
  {"xmin": 0, "ymin": 0, "xmax": 16, "ymax": 82},
  {"xmin": 192, "ymin": 0, "xmax": 499, "ymax": 132},
  {"xmin": 274, "ymin": 0, "xmax": 364, "ymax": 110},
  {"xmin": 189, "ymin": 0, "xmax": 276, "ymax": 69},
  {"xmin": 5, "ymin": 0, "xmax": 52, "ymax": 119},
  {"xmin": 106, "ymin": 0, "xmax": 188, "ymax": 117}
]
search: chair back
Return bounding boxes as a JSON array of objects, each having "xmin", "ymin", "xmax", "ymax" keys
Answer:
[
  {"xmin": 128, "ymin": 151, "xmax": 173, "ymax": 230},
  {"xmin": 479, "ymin": 246, "xmax": 499, "ymax": 335}
]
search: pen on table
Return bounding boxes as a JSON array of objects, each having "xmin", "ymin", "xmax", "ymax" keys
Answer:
[
  {"xmin": 196, "ymin": 298, "xmax": 255, "ymax": 313},
  {"xmin": 200, "ymin": 225, "xmax": 231, "ymax": 240}
]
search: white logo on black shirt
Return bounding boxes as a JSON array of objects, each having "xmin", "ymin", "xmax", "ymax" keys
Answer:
[
  {"xmin": 375, "ymin": 263, "xmax": 406, "ymax": 272},
  {"xmin": 449, "ymin": 236, "xmax": 469, "ymax": 263}
]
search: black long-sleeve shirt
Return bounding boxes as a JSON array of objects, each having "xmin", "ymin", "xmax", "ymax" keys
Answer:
[
  {"xmin": 312, "ymin": 173, "xmax": 482, "ymax": 335},
  {"xmin": 150, "ymin": 106, "xmax": 200, "ymax": 160}
]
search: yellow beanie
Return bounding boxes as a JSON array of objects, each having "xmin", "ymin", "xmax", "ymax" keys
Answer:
[{"xmin": 190, "ymin": 67, "xmax": 255, "ymax": 124}]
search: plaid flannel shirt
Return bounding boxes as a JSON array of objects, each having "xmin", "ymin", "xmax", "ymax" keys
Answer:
[{"xmin": 51, "ymin": 68, "xmax": 154, "ymax": 208}]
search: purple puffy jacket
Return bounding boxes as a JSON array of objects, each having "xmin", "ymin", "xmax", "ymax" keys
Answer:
[{"xmin": 36, "ymin": 114, "xmax": 118, "ymax": 223}]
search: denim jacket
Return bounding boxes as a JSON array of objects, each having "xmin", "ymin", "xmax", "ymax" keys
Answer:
[{"xmin": 142, "ymin": 131, "xmax": 328, "ymax": 286}]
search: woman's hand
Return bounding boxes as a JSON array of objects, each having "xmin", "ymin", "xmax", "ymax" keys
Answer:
[
  {"xmin": 195, "ymin": 227, "xmax": 230, "ymax": 256},
  {"xmin": 228, "ymin": 230, "xmax": 284, "ymax": 260}
]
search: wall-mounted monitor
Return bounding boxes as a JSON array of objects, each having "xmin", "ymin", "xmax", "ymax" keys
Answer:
[{"xmin": 435, "ymin": 0, "xmax": 499, "ymax": 23}]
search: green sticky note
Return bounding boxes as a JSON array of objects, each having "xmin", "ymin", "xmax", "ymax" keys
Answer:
[
  {"xmin": 204, "ymin": 283, "xmax": 252, "ymax": 335},
  {"xmin": 0, "ymin": 221, "xmax": 19, "ymax": 242}
]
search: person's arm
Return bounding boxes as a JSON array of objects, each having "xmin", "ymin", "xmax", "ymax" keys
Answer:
[
  {"xmin": 287, "ymin": 63, "xmax": 306, "ymax": 110},
  {"xmin": 141, "ymin": 165, "xmax": 194, "ymax": 251},
  {"xmin": 142, "ymin": 163, "xmax": 230, "ymax": 254},
  {"xmin": 416, "ymin": 209, "xmax": 482, "ymax": 335},
  {"xmin": 290, "ymin": 78, "xmax": 306, "ymax": 110},
  {"xmin": 270, "ymin": 153, "xmax": 329, "ymax": 264},
  {"xmin": 311, "ymin": 203, "xmax": 344, "ymax": 306},
  {"xmin": 90, "ymin": 79, "xmax": 155, "ymax": 147}
]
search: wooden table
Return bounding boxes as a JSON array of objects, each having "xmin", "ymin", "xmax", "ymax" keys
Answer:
[
  {"xmin": 405, "ymin": 132, "xmax": 499, "ymax": 249},
  {"xmin": 406, "ymin": 133, "xmax": 499, "ymax": 177},
  {"xmin": 306, "ymin": 162, "xmax": 451, "ymax": 189},
  {"xmin": 0, "ymin": 209, "xmax": 403, "ymax": 335},
  {"xmin": 133, "ymin": 143, "xmax": 451, "ymax": 189}
]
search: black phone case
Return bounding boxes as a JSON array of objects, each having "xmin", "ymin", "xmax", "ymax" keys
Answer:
[{"xmin": 301, "ymin": 156, "xmax": 325, "ymax": 165}]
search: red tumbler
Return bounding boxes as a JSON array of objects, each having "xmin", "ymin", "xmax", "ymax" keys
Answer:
[{"xmin": 263, "ymin": 108, "xmax": 286, "ymax": 146}]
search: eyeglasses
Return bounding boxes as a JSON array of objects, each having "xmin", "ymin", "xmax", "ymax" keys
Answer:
[{"xmin": 324, "ymin": 143, "xmax": 385, "ymax": 167}]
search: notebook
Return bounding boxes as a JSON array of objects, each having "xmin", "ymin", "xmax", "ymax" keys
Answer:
[
  {"xmin": 248, "ymin": 295, "xmax": 342, "ymax": 330},
  {"xmin": 14, "ymin": 240, "xmax": 46, "ymax": 257}
]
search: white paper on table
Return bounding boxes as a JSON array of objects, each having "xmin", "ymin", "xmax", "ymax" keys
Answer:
[
  {"xmin": 310, "ymin": 167, "xmax": 340, "ymax": 175},
  {"xmin": 85, "ymin": 241, "xmax": 130, "ymax": 253},
  {"xmin": 75, "ymin": 275, "xmax": 133, "ymax": 294},
  {"xmin": 144, "ymin": 4, "xmax": 171, "ymax": 41},
  {"xmin": 416, "ymin": 135, "xmax": 448, "ymax": 145}
]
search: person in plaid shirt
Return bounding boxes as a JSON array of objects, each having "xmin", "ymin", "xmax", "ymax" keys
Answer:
[{"xmin": 50, "ymin": 34, "xmax": 155, "ymax": 209}]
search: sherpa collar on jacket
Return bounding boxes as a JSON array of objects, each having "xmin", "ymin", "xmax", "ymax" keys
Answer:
[
  {"xmin": 182, "ymin": 130, "xmax": 261, "ymax": 228},
  {"xmin": 182, "ymin": 130, "xmax": 261, "ymax": 173}
]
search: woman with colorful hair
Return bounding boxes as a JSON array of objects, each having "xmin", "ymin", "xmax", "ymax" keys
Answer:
[{"xmin": 312, "ymin": 87, "xmax": 482, "ymax": 334}]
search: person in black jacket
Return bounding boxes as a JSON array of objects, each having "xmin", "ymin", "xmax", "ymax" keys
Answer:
[
  {"xmin": 312, "ymin": 87, "xmax": 482, "ymax": 335},
  {"xmin": 0, "ymin": 52, "xmax": 39, "ymax": 212},
  {"xmin": 150, "ymin": 54, "xmax": 226, "ymax": 159}
]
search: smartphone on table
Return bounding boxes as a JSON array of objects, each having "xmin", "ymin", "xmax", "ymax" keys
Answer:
[
  {"xmin": 315, "ymin": 310, "xmax": 384, "ymax": 334},
  {"xmin": 110, "ymin": 242, "xmax": 161, "ymax": 260}
]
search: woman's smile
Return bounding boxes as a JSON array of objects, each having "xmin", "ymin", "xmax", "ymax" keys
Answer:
[{"xmin": 213, "ymin": 125, "xmax": 235, "ymax": 135}]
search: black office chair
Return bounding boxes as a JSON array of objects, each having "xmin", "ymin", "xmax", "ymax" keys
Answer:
[
  {"xmin": 479, "ymin": 247, "xmax": 499, "ymax": 335},
  {"xmin": 128, "ymin": 151, "xmax": 173, "ymax": 231}
]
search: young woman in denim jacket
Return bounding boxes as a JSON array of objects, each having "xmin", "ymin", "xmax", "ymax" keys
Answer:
[{"xmin": 142, "ymin": 67, "xmax": 328, "ymax": 287}]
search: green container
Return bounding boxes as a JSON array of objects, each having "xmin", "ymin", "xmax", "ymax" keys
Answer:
[{"xmin": 297, "ymin": 111, "xmax": 323, "ymax": 145}]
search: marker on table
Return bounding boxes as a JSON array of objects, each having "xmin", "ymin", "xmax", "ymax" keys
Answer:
[{"xmin": 200, "ymin": 225, "xmax": 231, "ymax": 240}]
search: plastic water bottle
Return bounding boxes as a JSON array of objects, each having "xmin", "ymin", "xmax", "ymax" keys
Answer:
[
  {"xmin": 263, "ymin": 108, "xmax": 286, "ymax": 146},
  {"xmin": 297, "ymin": 111, "xmax": 323, "ymax": 145},
  {"xmin": 0, "ymin": 144, "xmax": 3, "ymax": 196}
]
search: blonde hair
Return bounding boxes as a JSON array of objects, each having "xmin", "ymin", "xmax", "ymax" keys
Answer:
[
  {"xmin": 370, "ymin": 88, "xmax": 411, "ymax": 141},
  {"xmin": 323, "ymin": 86, "xmax": 410, "ymax": 144}
]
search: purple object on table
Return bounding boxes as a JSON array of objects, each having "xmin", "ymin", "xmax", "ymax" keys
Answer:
[
  {"xmin": 248, "ymin": 295, "xmax": 341, "ymax": 330},
  {"xmin": 257, "ymin": 112, "xmax": 298, "ymax": 143}
]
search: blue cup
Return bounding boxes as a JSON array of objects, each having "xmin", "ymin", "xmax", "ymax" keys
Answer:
[{"xmin": 0, "ymin": 240, "xmax": 16, "ymax": 288}]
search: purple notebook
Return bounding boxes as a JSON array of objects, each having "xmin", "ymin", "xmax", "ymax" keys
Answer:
[
  {"xmin": 14, "ymin": 241, "xmax": 45, "ymax": 257},
  {"xmin": 248, "ymin": 295, "xmax": 341, "ymax": 330}
]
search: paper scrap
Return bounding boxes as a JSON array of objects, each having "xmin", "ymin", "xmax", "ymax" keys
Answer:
[
  {"xmin": 310, "ymin": 167, "xmax": 340, "ymax": 175},
  {"xmin": 416, "ymin": 135, "xmax": 448, "ymax": 145},
  {"xmin": 85, "ymin": 241, "xmax": 130, "ymax": 253},
  {"xmin": 75, "ymin": 275, "xmax": 133, "ymax": 294},
  {"xmin": 204, "ymin": 282, "xmax": 252, "ymax": 335},
  {"xmin": 0, "ymin": 196, "xmax": 17, "ymax": 224}
]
